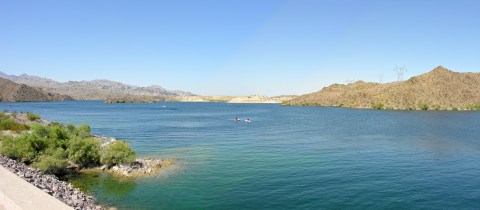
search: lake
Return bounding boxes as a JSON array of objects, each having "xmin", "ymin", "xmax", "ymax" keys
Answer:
[{"xmin": 1, "ymin": 101, "xmax": 480, "ymax": 209}]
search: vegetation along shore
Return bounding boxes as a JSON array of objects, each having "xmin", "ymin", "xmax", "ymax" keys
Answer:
[{"xmin": 0, "ymin": 111, "xmax": 174, "ymax": 208}]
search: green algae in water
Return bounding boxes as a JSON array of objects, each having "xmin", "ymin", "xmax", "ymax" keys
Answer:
[{"xmin": 68, "ymin": 171, "xmax": 137, "ymax": 199}]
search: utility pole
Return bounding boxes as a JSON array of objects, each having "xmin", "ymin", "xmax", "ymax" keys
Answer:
[
  {"xmin": 394, "ymin": 65, "xmax": 407, "ymax": 81},
  {"xmin": 346, "ymin": 79, "xmax": 355, "ymax": 84}
]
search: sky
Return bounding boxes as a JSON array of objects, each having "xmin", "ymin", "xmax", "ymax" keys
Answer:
[{"xmin": 1, "ymin": 0, "xmax": 479, "ymax": 96}]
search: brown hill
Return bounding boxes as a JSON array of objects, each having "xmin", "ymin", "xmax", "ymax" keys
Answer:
[
  {"xmin": 0, "ymin": 77, "xmax": 73, "ymax": 102},
  {"xmin": 284, "ymin": 66, "xmax": 480, "ymax": 110},
  {"xmin": 0, "ymin": 71, "xmax": 194, "ymax": 100}
]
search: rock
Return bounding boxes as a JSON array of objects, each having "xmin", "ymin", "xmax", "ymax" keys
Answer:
[
  {"xmin": 43, "ymin": 189, "xmax": 53, "ymax": 195},
  {"xmin": 0, "ymin": 155, "xmax": 104, "ymax": 209}
]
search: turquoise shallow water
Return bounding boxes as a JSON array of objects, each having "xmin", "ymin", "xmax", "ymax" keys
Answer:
[{"xmin": 2, "ymin": 101, "xmax": 480, "ymax": 209}]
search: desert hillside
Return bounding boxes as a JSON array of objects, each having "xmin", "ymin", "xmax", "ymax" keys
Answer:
[
  {"xmin": 0, "ymin": 77, "xmax": 73, "ymax": 102},
  {"xmin": 0, "ymin": 72, "xmax": 194, "ymax": 100},
  {"xmin": 284, "ymin": 66, "xmax": 480, "ymax": 110}
]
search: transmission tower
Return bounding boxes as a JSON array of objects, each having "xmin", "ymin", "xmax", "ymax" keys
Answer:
[{"xmin": 394, "ymin": 65, "xmax": 407, "ymax": 81}]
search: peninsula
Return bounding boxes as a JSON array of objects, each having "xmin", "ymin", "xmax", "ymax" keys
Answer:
[{"xmin": 0, "ymin": 112, "xmax": 173, "ymax": 209}]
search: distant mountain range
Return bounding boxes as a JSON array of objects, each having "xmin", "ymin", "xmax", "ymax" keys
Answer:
[
  {"xmin": 284, "ymin": 66, "xmax": 480, "ymax": 110},
  {"xmin": 0, "ymin": 71, "xmax": 194, "ymax": 100},
  {"xmin": 0, "ymin": 77, "xmax": 72, "ymax": 102}
]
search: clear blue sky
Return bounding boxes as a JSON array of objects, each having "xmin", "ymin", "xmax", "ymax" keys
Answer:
[{"xmin": 1, "ymin": 0, "xmax": 479, "ymax": 96}]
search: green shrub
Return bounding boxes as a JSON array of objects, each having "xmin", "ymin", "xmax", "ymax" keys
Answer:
[
  {"xmin": 0, "ymin": 113, "xmax": 29, "ymax": 131},
  {"xmin": 66, "ymin": 124, "xmax": 76, "ymax": 135},
  {"xmin": 49, "ymin": 125, "xmax": 68, "ymax": 140},
  {"xmin": 452, "ymin": 107, "xmax": 458, "ymax": 111},
  {"xmin": 419, "ymin": 103, "xmax": 429, "ymax": 110},
  {"xmin": 30, "ymin": 123, "xmax": 50, "ymax": 138},
  {"xmin": 100, "ymin": 141, "xmax": 136, "ymax": 166},
  {"xmin": 75, "ymin": 124, "xmax": 92, "ymax": 138},
  {"xmin": 26, "ymin": 112, "xmax": 41, "ymax": 121},
  {"xmin": 0, "ymin": 134, "xmax": 44, "ymax": 163},
  {"xmin": 371, "ymin": 102, "xmax": 384, "ymax": 110},
  {"xmin": 65, "ymin": 124, "xmax": 91, "ymax": 139},
  {"xmin": 33, "ymin": 155, "xmax": 68, "ymax": 175},
  {"xmin": 67, "ymin": 137, "xmax": 100, "ymax": 167},
  {"xmin": 0, "ymin": 113, "xmax": 8, "ymax": 120},
  {"xmin": 48, "ymin": 147, "xmax": 67, "ymax": 159},
  {"xmin": 466, "ymin": 104, "xmax": 480, "ymax": 110}
]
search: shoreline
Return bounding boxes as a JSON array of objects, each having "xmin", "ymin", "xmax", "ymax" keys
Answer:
[
  {"xmin": 0, "ymin": 112, "xmax": 175, "ymax": 209},
  {"xmin": 0, "ymin": 164, "xmax": 72, "ymax": 210},
  {"xmin": 0, "ymin": 155, "xmax": 102, "ymax": 210}
]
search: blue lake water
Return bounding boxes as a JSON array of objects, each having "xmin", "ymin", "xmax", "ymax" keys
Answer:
[{"xmin": 1, "ymin": 101, "xmax": 480, "ymax": 209}]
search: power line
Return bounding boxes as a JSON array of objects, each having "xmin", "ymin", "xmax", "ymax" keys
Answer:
[{"xmin": 394, "ymin": 65, "xmax": 407, "ymax": 81}]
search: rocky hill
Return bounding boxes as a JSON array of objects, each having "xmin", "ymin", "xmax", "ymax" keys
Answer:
[
  {"xmin": 0, "ymin": 71, "xmax": 194, "ymax": 100},
  {"xmin": 0, "ymin": 77, "xmax": 73, "ymax": 102},
  {"xmin": 284, "ymin": 66, "xmax": 480, "ymax": 110}
]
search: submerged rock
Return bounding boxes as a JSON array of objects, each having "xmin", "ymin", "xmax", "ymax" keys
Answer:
[{"xmin": 105, "ymin": 158, "xmax": 174, "ymax": 178}]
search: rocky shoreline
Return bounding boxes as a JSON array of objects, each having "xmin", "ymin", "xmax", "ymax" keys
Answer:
[
  {"xmin": 105, "ymin": 158, "xmax": 174, "ymax": 178},
  {"xmin": 0, "ymin": 155, "xmax": 103, "ymax": 210},
  {"xmin": 0, "ymin": 112, "xmax": 175, "ymax": 209}
]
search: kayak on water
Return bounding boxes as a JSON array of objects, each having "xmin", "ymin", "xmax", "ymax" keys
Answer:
[{"xmin": 234, "ymin": 117, "xmax": 251, "ymax": 123}]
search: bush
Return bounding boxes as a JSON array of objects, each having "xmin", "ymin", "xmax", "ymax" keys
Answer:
[
  {"xmin": 371, "ymin": 102, "xmax": 384, "ymax": 110},
  {"xmin": 49, "ymin": 125, "xmax": 68, "ymax": 140},
  {"xmin": 65, "ymin": 124, "xmax": 91, "ymax": 139},
  {"xmin": 0, "ymin": 118, "xmax": 29, "ymax": 131},
  {"xmin": 0, "ymin": 134, "xmax": 44, "ymax": 163},
  {"xmin": 33, "ymin": 155, "xmax": 68, "ymax": 175},
  {"xmin": 30, "ymin": 123, "xmax": 50, "ymax": 138},
  {"xmin": 0, "ymin": 113, "xmax": 29, "ymax": 131},
  {"xmin": 67, "ymin": 137, "xmax": 100, "ymax": 167},
  {"xmin": 76, "ymin": 124, "xmax": 92, "ymax": 138},
  {"xmin": 0, "ymin": 115, "xmax": 140, "ymax": 174},
  {"xmin": 419, "ymin": 103, "xmax": 429, "ymax": 110},
  {"xmin": 100, "ymin": 141, "xmax": 136, "ymax": 166},
  {"xmin": 26, "ymin": 112, "xmax": 41, "ymax": 121},
  {"xmin": 466, "ymin": 104, "xmax": 480, "ymax": 110}
]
